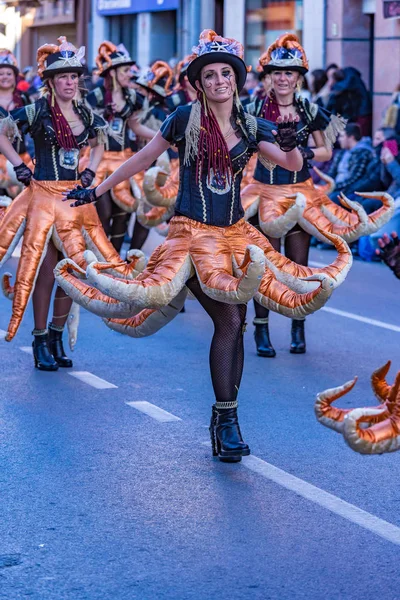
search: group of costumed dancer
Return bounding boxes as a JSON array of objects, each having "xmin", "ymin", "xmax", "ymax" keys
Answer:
[{"xmin": 0, "ymin": 30, "xmax": 396, "ymax": 461}]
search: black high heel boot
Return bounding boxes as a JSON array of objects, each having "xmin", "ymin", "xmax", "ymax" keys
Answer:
[
  {"xmin": 290, "ymin": 319, "xmax": 306, "ymax": 354},
  {"xmin": 253, "ymin": 317, "xmax": 276, "ymax": 357},
  {"xmin": 48, "ymin": 324, "xmax": 73, "ymax": 368},
  {"xmin": 209, "ymin": 401, "xmax": 250, "ymax": 463},
  {"xmin": 32, "ymin": 329, "xmax": 59, "ymax": 371}
]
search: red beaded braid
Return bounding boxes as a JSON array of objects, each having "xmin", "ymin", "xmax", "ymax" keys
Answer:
[
  {"xmin": 50, "ymin": 98, "xmax": 78, "ymax": 150},
  {"xmin": 261, "ymin": 91, "xmax": 281, "ymax": 122},
  {"xmin": 196, "ymin": 91, "xmax": 232, "ymax": 184}
]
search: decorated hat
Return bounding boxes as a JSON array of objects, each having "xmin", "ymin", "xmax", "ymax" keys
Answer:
[
  {"xmin": 175, "ymin": 54, "xmax": 194, "ymax": 86},
  {"xmin": 95, "ymin": 41, "xmax": 136, "ymax": 77},
  {"xmin": 0, "ymin": 49, "xmax": 19, "ymax": 77},
  {"xmin": 259, "ymin": 33, "xmax": 309, "ymax": 75},
  {"xmin": 187, "ymin": 29, "xmax": 248, "ymax": 92},
  {"xmin": 135, "ymin": 61, "xmax": 173, "ymax": 98},
  {"xmin": 37, "ymin": 36, "xmax": 85, "ymax": 79}
]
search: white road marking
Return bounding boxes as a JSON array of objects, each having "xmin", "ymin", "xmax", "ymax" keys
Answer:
[
  {"xmin": 20, "ymin": 346, "xmax": 33, "ymax": 354},
  {"xmin": 242, "ymin": 455, "xmax": 400, "ymax": 546},
  {"xmin": 321, "ymin": 306, "xmax": 400, "ymax": 333},
  {"xmin": 0, "ymin": 329, "xmax": 7, "ymax": 340},
  {"xmin": 126, "ymin": 401, "xmax": 181, "ymax": 422},
  {"xmin": 68, "ymin": 371, "xmax": 117, "ymax": 389}
]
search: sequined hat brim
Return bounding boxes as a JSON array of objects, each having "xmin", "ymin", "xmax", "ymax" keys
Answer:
[
  {"xmin": 101, "ymin": 59, "xmax": 136, "ymax": 77},
  {"xmin": 187, "ymin": 52, "xmax": 247, "ymax": 92}
]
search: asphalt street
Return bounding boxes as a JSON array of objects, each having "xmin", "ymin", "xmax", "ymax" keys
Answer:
[{"xmin": 1, "ymin": 232, "xmax": 400, "ymax": 600}]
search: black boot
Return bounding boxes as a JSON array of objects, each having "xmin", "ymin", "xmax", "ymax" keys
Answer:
[
  {"xmin": 32, "ymin": 330, "xmax": 59, "ymax": 371},
  {"xmin": 48, "ymin": 324, "xmax": 73, "ymax": 368},
  {"xmin": 209, "ymin": 402, "xmax": 250, "ymax": 463},
  {"xmin": 290, "ymin": 319, "xmax": 306, "ymax": 354},
  {"xmin": 253, "ymin": 317, "xmax": 276, "ymax": 357}
]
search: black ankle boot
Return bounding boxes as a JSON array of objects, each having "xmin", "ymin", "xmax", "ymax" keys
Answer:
[
  {"xmin": 253, "ymin": 318, "xmax": 276, "ymax": 357},
  {"xmin": 290, "ymin": 319, "xmax": 306, "ymax": 354},
  {"xmin": 209, "ymin": 402, "xmax": 250, "ymax": 463},
  {"xmin": 48, "ymin": 324, "xmax": 73, "ymax": 368},
  {"xmin": 32, "ymin": 330, "xmax": 59, "ymax": 371}
]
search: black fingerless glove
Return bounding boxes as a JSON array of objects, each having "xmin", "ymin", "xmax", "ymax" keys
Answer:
[
  {"xmin": 68, "ymin": 185, "xmax": 98, "ymax": 207},
  {"xmin": 379, "ymin": 235, "xmax": 400, "ymax": 279},
  {"xmin": 79, "ymin": 167, "xmax": 96, "ymax": 188},
  {"xmin": 299, "ymin": 146, "xmax": 315, "ymax": 161},
  {"xmin": 14, "ymin": 162, "xmax": 33, "ymax": 186},
  {"xmin": 274, "ymin": 120, "xmax": 298, "ymax": 152}
]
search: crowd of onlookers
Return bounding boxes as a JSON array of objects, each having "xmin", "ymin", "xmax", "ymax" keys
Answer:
[
  {"xmin": 13, "ymin": 59, "xmax": 400, "ymax": 262},
  {"xmin": 241, "ymin": 62, "xmax": 400, "ymax": 261}
]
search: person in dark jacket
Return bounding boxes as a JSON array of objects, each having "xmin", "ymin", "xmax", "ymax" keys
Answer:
[
  {"xmin": 327, "ymin": 67, "xmax": 372, "ymax": 135},
  {"xmin": 328, "ymin": 123, "xmax": 376, "ymax": 202}
]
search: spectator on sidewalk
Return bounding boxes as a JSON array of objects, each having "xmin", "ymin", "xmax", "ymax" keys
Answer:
[
  {"xmin": 327, "ymin": 123, "xmax": 377, "ymax": 202},
  {"xmin": 327, "ymin": 67, "xmax": 372, "ymax": 135},
  {"xmin": 382, "ymin": 84, "xmax": 400, "ymax": 136},
  {"xmin": 309, "ymin": 68, "xmax": 328, "ymax": 106}
]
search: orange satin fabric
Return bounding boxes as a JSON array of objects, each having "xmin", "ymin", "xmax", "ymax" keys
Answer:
[
  {"xmin": 0, "ymin": 179, "xmax": 141, "ymax": 341},
  {"xmin": 95, "ymin": 150, "xmax": 141, "ymax": 212},
  {"xmin": 95, "ymin": 215, "xmax": 344, "ymax": 308}
]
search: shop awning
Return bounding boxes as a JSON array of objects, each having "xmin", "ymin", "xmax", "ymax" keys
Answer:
[{"xmin": 97, "ymin": 0, "xmax": 178, "ymax": 17}]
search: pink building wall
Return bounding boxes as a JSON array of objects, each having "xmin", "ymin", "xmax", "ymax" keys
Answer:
[{"xmin": 325, "ymin": 0, "xmax": 400, "ymax": 130}]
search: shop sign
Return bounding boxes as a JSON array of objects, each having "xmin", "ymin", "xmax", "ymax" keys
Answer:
[
  {"xmin": 97, "ymin": 0, "xmax": 178, "ymax": 16},
  {"xmin": 383, "ymin": 1, "xmax": 400, "ymax": 18}
]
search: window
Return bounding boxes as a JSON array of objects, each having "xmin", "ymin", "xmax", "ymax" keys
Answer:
[{"xmin": 245, "ymin": 0, "xmax": 303, "ymax": 68}]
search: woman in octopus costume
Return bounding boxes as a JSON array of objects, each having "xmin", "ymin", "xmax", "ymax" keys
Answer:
[
  {"xmin": 242, "ymin": 34, "xmax": 393, "ymax": 358},
  {"xmin": 128, "ymin": 60, "xmax": 177, "ymax": 251},
  {"xmin": 0, "ymin": 37, "xmax": 146, "ymax": 371},
  {"xmin": 86, "ymin": 42, "xmax": 155, "ymax": 252},
  {"xmin": 0, "ymin": 49, "xmax": 32, "ymax": 204},
  {"xmin": 60, "ymin": 30, "xmax": 351, "ymax": 463}
]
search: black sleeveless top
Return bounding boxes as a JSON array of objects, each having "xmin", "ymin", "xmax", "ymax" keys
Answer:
[
  {"xmin": 160, "ymin": 103, "xmax": 275, "ymax": 227},
  {"xmin": 8, "ymin": 98, "xmax": 107, "ymax": 181}
]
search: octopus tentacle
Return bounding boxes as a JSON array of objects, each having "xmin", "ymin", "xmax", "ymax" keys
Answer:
[
  {"xmin": 54, "ymin": 260, "xmax": 142, "ymax": 318},
  {"xmin": 244, "ymin": 221, "xmax": 352, "ymax": 289},
  {"xmin": 259, "ymin": 192, "xmax": 306, "ymax": 237},
  {"xmin": 110, "ymin": 180, "xmax": 138, "ymax": 213},
  {"xmin": 0, "ymin": 187, "xmax": 30, "ymax": 269},
  {"xmin": 299, "ymin": 193, "xmax": 369, "ymax": 244},
  {"xmin": 354, "ymin": 191, "xmax": 395, "ymax": 233},
  {"xmin": 241, "ymin": 183, "xmax": 260, "ymax": 220},
  {"xmin": 371, "ymin": 361, "xmax": 392, "ymax": 402},
  {"xmin": 305, "ymin": 192, "xmax": 394, "ymax": 244},
  {"xmin": 7, "ymin": 221, "xmax": 54, "ymax": 341},
  {"xmin": 143, "ymin": 162, "xmax": 179, "ymax": 208},
  {"xmin": 136, "ymin": 201, "xmax": 174, "ymax": 228},
  {"xmin": 85, "ymin": 239, "xmax": 194, "ymax": 308},
  {"xmin": 1, "ymin": 273, "xmax": 14, "ymax": 299},
  {"xmin": 343, "ymin": 372, "xmax": 400, "ymax": 455},
  {"xmin": 104, "ymin": 287, "xmax": 188, "ymax": 338},
  {"xmin": 314, "ymin": 377, "xmax": 358, "ymax": 433},
  {"xmin": 313, "ymin": 166, "xmax": 335, "ymax": 194}
]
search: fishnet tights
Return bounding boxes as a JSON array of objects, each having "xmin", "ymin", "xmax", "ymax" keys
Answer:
[
  {"xmin": 254, "ymin": 224, "xmax": 311, "ymax": 319},
  {"xmin": 95, "ymin": 191, "xmax": 130, "ymax": 253},
  {"xmin": 186, "ymin": 276, "xmax": 247, "ymax": 403},
  {"xmin": 32, "ymin": 240, "xmax": 72, "ymax": 330}
]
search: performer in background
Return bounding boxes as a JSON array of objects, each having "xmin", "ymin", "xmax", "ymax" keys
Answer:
[
  {"xmin": 242, "ymin": 34, "xmax": 390, "ymax": 356},
  {"xmin": 0, "ymin": 37, "xmax": 145, "ymax": 371},
  {"xmin": 86, "ymin": 42, "xmax": 155, "ymax": 252}
]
